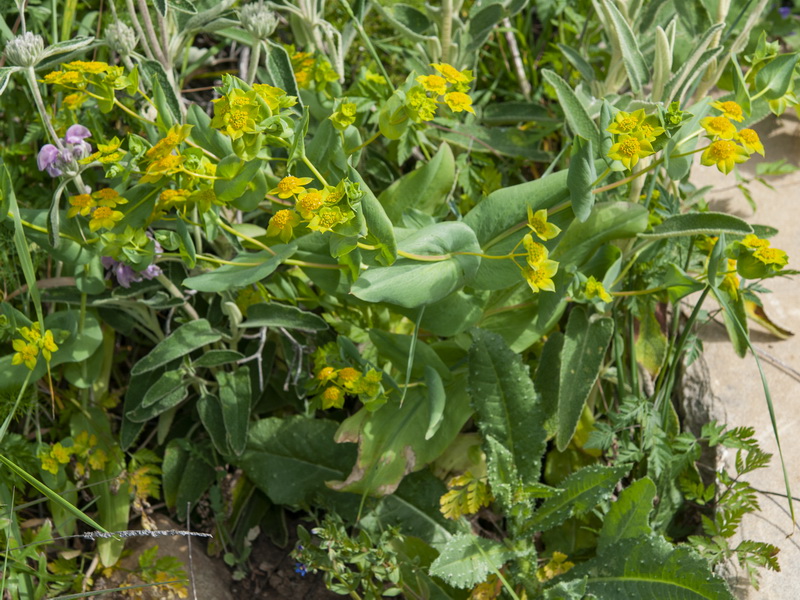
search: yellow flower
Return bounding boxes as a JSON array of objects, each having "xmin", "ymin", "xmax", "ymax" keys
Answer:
[
  {"xmin": 41, "ymin": 330, "xmax": 58, "ymax": 361},
  {"xmin": 321, "ymin": 386, "xmax": 344, "ymax": 409},
  {"xmin": 307, "ymin": 206, "xmax": 351, "ymax": 233},
  {"xmin": 51, "ymin": 442, "xmax": 72, "ymax": 464},
  {"xmin": 700, "ymin": 115, "xmax": 737, "ymax": 140},
  {"xmin": 522, "ymin": 233, "xmax": 548, "ymax": 267},
  {"xmin": 317, "ymin": 366, "xmax": 337, "ymax": 382},
  {"xmin": 252, "ymin": 83, "xmax": 296, "ymax": 112},
  {"xmin": 431, "ymin": 63, "xmax": 474, "ymax": 87},
  {"xmin": 607, "ymin": 134, "xmax": 654, "ymax": 169},
  {"xmin": 337, "ymin": 367, "xmax": 362, "ymax": 391},
  {"xmin": 711, "ymin": 100, "xmax": 745, "ymax": 122},
  {"xmin": 405, "ymin": 86, "xmax": 438, "ymax": 122},
  {"xmin": 62, "ymin": 92, "xmax": 87, "ymax": 110},
  {"xmin": 606, "ymin": 109, "xmax": 645, "ymax": 135},
  {"xmin": 444, "ymin": 91, "xmax": 475, "ymax": 114},
  {"xmin": 146, "ymin": 124, "xmax": 193, "ymax": 160},
  {"xmin": 417, "ymin": 74, "xmax": 448, "ymax": 95},
  {"xmin": 64, "ymin": 60, "xmax": 109, "ymax": 74},
  {"xmin": 266, "ymin": 209, "xmax": 301, "ymax": 242},
  {"xmin": 41, "ymin": 453, "xmax": 59, "ymax": 475},
  {"xmin": 296, "ymin": 189, "xmax": 324, "ymax": 219},
  {"xmin": 92, "ymin": 188, "xmax": 128, "ymax": 207},
  {"xmin": 700, "ymin": 140, "xmax": 749, "ymax": 174},
  {"xmin": 12, "ymin": 339, "xmax": 38, "ymax": 370},
  {"xmin": 721, "ymin": 259, "xmax": 740, "ymax": 300},
  {"xmin": 584, "ymin": 276, "xmax": 612, "ymax": 303},
  {"xmin": 20, "ymin": 324, "xmax": 42, "ymax": 344},
  {"xmin": 80, "ymin": 136, "xmax": 126, "ymax": 165},
  {"xmin": 737, "ymin": 128, "xmax": 765, "ymax": 156},
  {"xmin": 527, "ymin": 207, "xmax": 561, "ymax": 241},
  {"xmin": 270, "ymin": 175, "xmax": 314, "ymax": 199},
  {"xmin": 141, "ymin": 153, "xmax": 185, "ymax": 183},
  {"xmin": 741, "ymin": 234, "xmax": 770, "ymax": 250},
  {"xmin": 43, "ymin": 70, "xmax": 85, "ymax": 87},
  {"xmin": 523, "ymin": 260, "xmax": 559, "ymax": 293},
  {"xmin": 753, "ymin": 246, "xmax": 788, "ymax": 268},
  {"xmin": 88, "ymin": 448, "xmax": 108, "ymax": 471},
  {"xmin": 88, "ymin": 206, "xmax": 124, "ymax": 232}
]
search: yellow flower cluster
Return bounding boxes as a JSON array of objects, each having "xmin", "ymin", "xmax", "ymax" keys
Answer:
[
  {"xmin": 290, "ymin": 49, "xmax": 338, "ymax": 90},
  {"xmin": 11, "ymin": 322, "xmax": 58, "ymax": 370},
  {"xmin": 311, "ymin": 343, "xmax": 386, "ymax": 410},
  {"xmin": 39, "ymin": 431, "xmax": 108, "ymax": 476},
  {"xmin": 67, "ymin": 187, "xmax": 127, "ymax": 232},
  {"xmin": 700, "ymin": 101, "xmax": 763, "ymax": 174},
  {"xmin": 520, "ymin": 207, "xmax": 561, "ymax": 294},
  {"xmin": 733, "ymin": 233, "xmax": 789, "ymax": 279},
  {"xmin": 606, "ymin": 109, "xmax": 664, "ymax": 170},
  {"xmin": 81, "ymin": 136, "xmax": 127, "ymax": 165},
  {"xmin": 267, "ymin": 177, "xmax": 355, "ymax": 241},
  {"xmin": 406, "ymin": 63, "xmax": 476, "ymax": 122}
]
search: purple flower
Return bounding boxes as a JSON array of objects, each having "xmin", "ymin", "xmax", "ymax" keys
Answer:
[
  {"xmin": 64, "ymin": 124, "xmax": 91, "ymax": 144},
  {"xmin": 101, "ymin": 256, "xmax": 163, "ymax": 288},
  {"xmin": 37, "ymin": 144, "xmax": 62, "ymax": 176},
  {"xmin": 36, "ymin": 124, "xmax": 93, "ymax": 178},
  {"xmin": 779, "ymin": 6, "xmax": 792, "ymax": 18}
]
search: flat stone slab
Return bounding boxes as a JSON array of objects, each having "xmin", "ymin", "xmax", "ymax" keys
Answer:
[{"xmin": 691, "ymin": 115, "xmax": 800, "ymax": 598}]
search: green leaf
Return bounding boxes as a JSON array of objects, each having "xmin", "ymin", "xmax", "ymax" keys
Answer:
[
  {"xmin": 664, "ymin": 263, "xmax": 705, "ymax": 303},
  {"xmin": 260, "ymin": 40, "xmax": 302, "ymax": 107},
  {"xmin": 162, "ymin": 440, "xmax": 216, "ymax": 519},
  {"xmin": 329, "ymin": 376, "xmax": 472, "ymax": 496},
  {"xmin": 541, "ymin": 70, "xmax": 601, "ymax": 149},
  {"xmin": 287, "ymin": 107, "xmax": 310, "ymax": 171},
  {"xmin": 525, "ymin": 464, "xmax": 628, "ymax": 532},
  {"xmin": 126, "ymin": 384, "xmax": 187, "ymax": 422},
  {"xmin": 662, "ymin": 25, "xmax": 724, "ymax": 103},
  {"xmin": 0, "ymin": 66, "xmax": 18, "ymax": 96},
  {"xmin": 217, "ymin": 367, "xmax": 251, "ymax": 456},
  {"xmin": 40, "ymin": 36, "xmax": 94, "ymax": 60},
  {"xmin": 534, "ymin": 330, "xmax": 564, "ymax": 435},
  {"xmin": 238, "ymin": 416, "xmax": 356, "ymax": 505},
  {"xmin": 351, "ymin": 222, "xmax": 481, "ymax": 308},
  {"xmin": 635, "ymin": 310, "xmax": 668, "ymax": 377},
  {"xmin": 369, "ymin": 330, "xmax": 450, "ymax": 380},
  {"xmin": 713, "ymin": 286, "xmax": 749, "ymax": 358},
  {"xmin": 466, "ymin": 4, "xmax": 505, "ymax": 54},
  {"xmin": 556, "ymin": 307, "xmax": 614, "ymax": 451},
  {"xmin": 552, "ymin": 202, "xmax": 649, "ymax": 266},
  {"xmin": 187, "ymin": 104, "xmax": 232, "ymax": 157},
  {"xmin": 544, "ymin": 578, "xmax": 588, "ymax": 600},
  {"xmin": 141, "ymin": 369, "xmax": 184, "ymax": 408},
  {"xmin": 567, "ymin": 136, "xmax": 596, "ymax": 222},
  {"xmin": 640, "ymin": 212, "xmax": 753, "ymax": 239},
  {"xmin": 424, "ymin": 366, "xmax": 447, "ymax": 440},
  {"xmin": 182, "ymin": 244, "xmax": 296, "ymax": 292},
  {"xmin": 214, "ymin": 157, "xmax": 264, "ymax": 204},
  {"xmin": 361, "ymin": 470, "xmax": 465, "ymax": 545},
  {"xmin": 598, "ymin": 477, "xmax": 656, "ymax": 551},
  {"xmin": 197, "ymin": 394, "xmax": 228, "ymax": 455},
  {"xmin": 468, "ymin": 329, "xmax": 547, "ymax": 486},
  {"xmin": 142, "ymin": 60, "xmax": 181, "ymax": 126},
  {"xmin": 429, "ymin": 533, "xmax": 516, "ymax": 589},
  {"xmin": 379, "ymin": 143, "xmax": 455, "ymax": 223},
  {"xmin": 599, "ymin": 0, "xmax": 648, "ymax": 93},
  {"xmin": 731, "ymin": 55, "xmax": 752, "ymax": 116},
  {"xmin": 131, "ymin": 319, "xmax": 221, "ymax": 375},
  {"xmin": 153, "ymin": 0, "xmax": 167, "ymax": 17},
  {"xmin": 348, "ymin": 166, "xmax": 397, "ymax": 265},
  {"xmin": 755, "ymin": 53, "xmax": 800, "ymax": 101},
  {"xmin": 240, "ymin": 302, "xmax": 327, "ymax": 331},
  {"xmin": 174, "ymin": 217, "xmax": 196, "ymax": 268},
  {"xmin": 573, "ymin": 535, "xmax": 735, "ymax": 599},
  {"xmin": 167, "ymin": 0, "xmax": 196, "ymax": 13},
  {"xmin": 558, "ymin": 43, "xmax": 595, "ymax": 84}
]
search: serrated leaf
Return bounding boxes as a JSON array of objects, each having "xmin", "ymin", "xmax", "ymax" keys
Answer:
[
  {"xmin": 525, "ymin": 464, "xmax": 628, "ymax": 532},
  {"xmin": 600, "ymin": 0, "xmax": 648, "ymax": 93},
  {"xmin": 556, "ymin": 307, "xmax": 614, "ymax": 451},
  {"xmin": 541, "ymin": 70, "xmax": 601, "ymax": 149},
  {"xmin": 131, "ymin": 319, "xmax": 221, "ymax": 375},
  {"xmin": 598, "ymin": 477, "xmax": 656, "ymax": 551},
  {"xmin": 429, "ymin": 533, "xmax": 516, "ymax": 589},
  {"xmin": 142, "ymin": 60, "xmax": 181, "ymax": 125},
  {"xmin": 640, "ymin": 212, "xmax": 753, "ymax": 239},
  {"xmin": 468, "ymin": 328, "xmax": 547, "ymax": 486},
  {"xmin": 573, "ymin": 534, "xmax": 735, "ymax": 599}
]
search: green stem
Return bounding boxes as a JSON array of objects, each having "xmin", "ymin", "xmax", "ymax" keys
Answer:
[
  {"xmin": 347, "ymin": 131, "xmax": 381, "ymax": 155},
  {"xmin": 440, "ymin": 0, "xmax": 453, "ymax": 64},
  {"xmin": 301, "ymin": 155, "xmax": 329, "ymax": 187},
  {"xmin": 156, "ymin": 274, "xmax": 200, "ymax": 320},
  {"xmin": 25, "ymin": 68, "xmax": 62, "ymax": 149}
]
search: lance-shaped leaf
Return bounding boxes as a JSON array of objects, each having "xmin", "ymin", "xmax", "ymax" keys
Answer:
[
  {"xmin": 541, "ymin": 70, "xmax": 601, "ymax": 149},
  {"xmin": 131, "ymin": 319, "xmax": 221, "ymax": 375},
  {"xmin": 567, "ymin": 136, "xmax": 596, "ymax": 222},
  {"xmin": 351, "ymin": 222, "xmax": 481, "ymax": 308},
  {"xmin": 328, "ymin": 376, "xmax": 472, "ymax": 496},
  {"xmin": 182, "ymin": 244, "xmax": 296, "ymax": 292},
  {"xmin": 525, "ymin": 464, "xmax": 628, "ymax": 532},
  {"xmin": 639, "ymin": 212, "xmax": 752, "ymax": 239},
  {"xmin": 556, "ymin": 307, "xmax": 613, "ymax": 451},
  {"xmin": 240, "ymin": 302, "xmax": 327, "ymax": 331},
  {"xmin": 599, "ymin": 0, "xmax": 648, "ymax": 93},
  {"xmin": 468, "ymin": 329, "xmax": 547, "ymax": 486},
  {"xmin": 217, "ymin": 367, "xmax": 251, "ymax": 456},
  {"xmin": 598, "ymin": 477, "xmax": 656, "ymax": 551},
  {"xmin": 429, "ymin": 533, "xmax": 517, "ymax": 589},
  {"xmin": 571, "ymin": 534, "xmax": 735, "ymax": 599},
  {"xmin": 40, "ymin": 36, "xmax": 94, "ymax": 60}
]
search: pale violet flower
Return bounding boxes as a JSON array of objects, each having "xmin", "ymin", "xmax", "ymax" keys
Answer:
[
  {"xmin": 101, "ymin": 257, "xmax": 162, "ymax": 288},
  {"xmin": 37, "ymin": 124, "xmax": 93, "ymax": 177}
]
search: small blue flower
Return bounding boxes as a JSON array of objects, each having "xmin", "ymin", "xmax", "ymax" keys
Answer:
[
  {"xmin": 294, "ymin": 562, "xmax": 307, "ymax": 577},
  {"xmin": 779, "ymin": 5, "xmax": 792, "ymax": 18}
]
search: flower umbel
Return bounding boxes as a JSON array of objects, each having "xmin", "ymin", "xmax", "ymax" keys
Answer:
[{"xmin": 700, "ymin": 140, "xmax": 749, "ymax": 174}]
